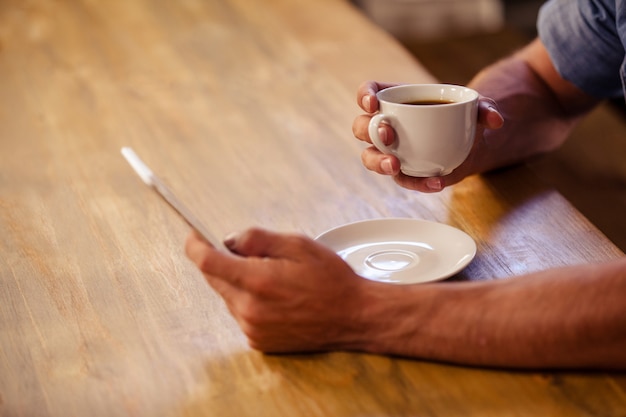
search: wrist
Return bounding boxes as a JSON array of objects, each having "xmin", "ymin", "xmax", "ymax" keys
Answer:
[{"xmin": 348, "ymin": 282, "xmax": 438, "ymax": 356}]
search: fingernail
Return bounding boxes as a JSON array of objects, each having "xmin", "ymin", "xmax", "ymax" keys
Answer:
[
  {"xmin": 488, "ymin": 106, "xmax": 504, "ymax": 127},
  {"xmin": 378, "ymin": 126, "xmax": 389, "ymax": 145},
  {"xmin": 381, "ymin": 158, "xmax": 393, "ymax": 174},
  {"xmin": 223, "ymin": 231, "xmax": 240, "ymax": 249},
  {"xmin": 426, "ymin": 177, "xmax": 443, "ymax": 191},
  {"xmin": 361, "ymin": 95, "xmax": 371, "ymax": 111}
]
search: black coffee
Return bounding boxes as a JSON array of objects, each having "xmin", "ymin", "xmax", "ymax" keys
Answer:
[{"xmin": 401, "ymin": 99, "xmax": 456, "ymax": 105}]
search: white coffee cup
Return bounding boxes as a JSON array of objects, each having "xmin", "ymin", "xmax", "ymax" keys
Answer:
[{"xmin": 368, "ymin": 84, "xmax": 479, "ymax": 177}]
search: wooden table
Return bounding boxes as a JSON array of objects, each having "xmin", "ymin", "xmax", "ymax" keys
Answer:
[{"xmin": 1, "ymin": 0, "xmax": 624, "ymax": 416}]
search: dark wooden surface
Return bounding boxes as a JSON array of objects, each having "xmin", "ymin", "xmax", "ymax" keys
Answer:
[{"xmin": 1, "ymin": 1, "xmax": 624, "ymax": 416}]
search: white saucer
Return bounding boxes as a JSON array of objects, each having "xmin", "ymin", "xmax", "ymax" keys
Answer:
[{"xmin": 315, "ymin": 218, "xmax": 476, "ymax": 285}]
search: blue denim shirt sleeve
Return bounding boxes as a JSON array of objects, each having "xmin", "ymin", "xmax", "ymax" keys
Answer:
[{"xmin": 538, "ymin": 0, "xmax": 625, "ymax": 99}]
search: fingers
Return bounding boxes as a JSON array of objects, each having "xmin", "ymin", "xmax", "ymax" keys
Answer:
[
  {"xmin": 186, "ymin": 226, "xmax": 350, "ymax": 287},
  {"xmin": 356, "ymin": 80, "xmax": 400, "ymax": 112},
  {"xmin": 187, "ymin": 228, "xmax": 308, "ymax": 268},
  {"xmin": 352, "ymin": 114, "xmax": 373, "ymax": 143},
  {"xmin": 354, "ymin": 81, "xmax": 401, "ymax": 145},
  {"xmin": 360, "ymin": 147, "xmax": 449, "ymax": 192},
  {"xmin": 186, "ymin": 228, "xmax": 331, "ymax": 288},
  {"xmin": 392, "ymin": 174, "xmax": 446, "ymax": 193},
  {"xmin": 361, "ymin": 146, "xmax": 400, "ymax": 175},
  {"xmin": 224, "ymin": 228, "xmax": 324, "ymax": 261},
  {"xmin": 478, "ymin": 97, "xmax": 504, "ymax": 130},
  {"xmin": 185, "ymin": 230, "xmax": 254, "ymax": 290},
  {"xmin": 352, "ymin": 116, "xmax": 395, "ymax": 145}
]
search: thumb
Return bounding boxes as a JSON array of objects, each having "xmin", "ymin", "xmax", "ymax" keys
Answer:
[
  {"xmin": 224, "ymin": 227, "xmax": 317, "ymax": 260},
  {"xmin": 478, "ymin": 98, "xmax": 504, "ymax": 130}
]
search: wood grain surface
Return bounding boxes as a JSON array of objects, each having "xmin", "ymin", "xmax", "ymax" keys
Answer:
[{"xmin": 0, "ymin": 0, "xmax": 624, "ymax": 416}]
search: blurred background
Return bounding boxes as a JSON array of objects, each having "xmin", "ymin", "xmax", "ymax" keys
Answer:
[
  {"xmin": 353, "ymin": 0, "xmax": 543, "ymax": 41},
  {"xmin": 353, "ymin": 0, "xmax": 626, "ymax": 252}
]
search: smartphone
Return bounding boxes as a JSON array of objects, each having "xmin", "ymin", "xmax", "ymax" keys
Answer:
[{"xmin": 121, "ymin": 147, "xmax": 226, "ymax": 251}]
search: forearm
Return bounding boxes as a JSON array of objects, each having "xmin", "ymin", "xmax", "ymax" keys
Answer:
[
  {"xmin": 362, "ymin": 258, "xmax": 626, "ymax": 369},
  {"xmin": 466, "ymin": 40, "xmax": 598, "ymax": 175}
]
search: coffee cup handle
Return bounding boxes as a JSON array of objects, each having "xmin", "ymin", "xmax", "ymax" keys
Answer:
[{"xmin": 368, "ymin": 114, "xmax": 392, "ymax": 154}]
